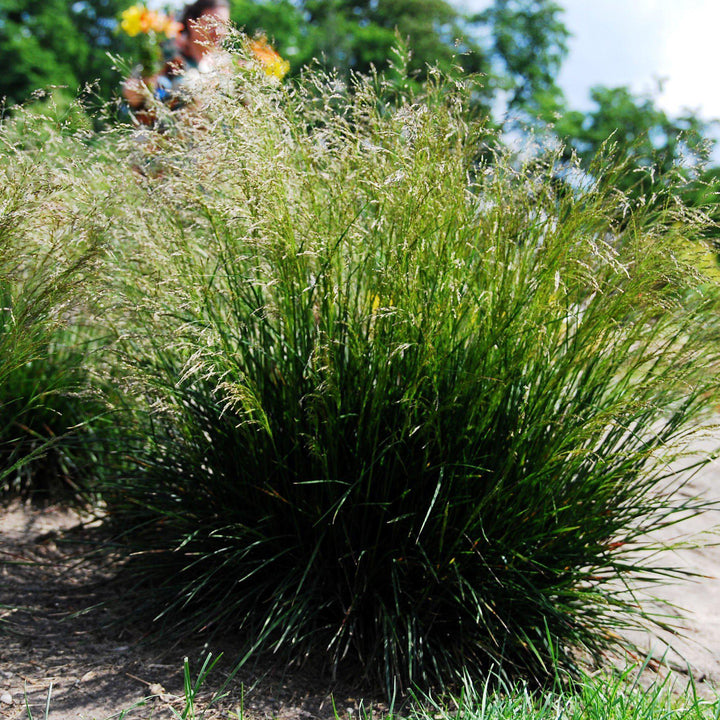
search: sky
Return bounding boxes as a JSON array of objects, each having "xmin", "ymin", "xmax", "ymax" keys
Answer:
[{"xmin": 461, "ymin": 0, "xmax": 720, "ymax": 123}]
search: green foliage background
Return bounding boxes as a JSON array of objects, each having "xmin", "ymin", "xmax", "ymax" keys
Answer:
[
  {"xmin": 1, "ymin": 0, "xmax": 717, "ymax": 215},
  {"xmin": 0, "ymin": 0, "xmax": 143, "ymax": 107}
]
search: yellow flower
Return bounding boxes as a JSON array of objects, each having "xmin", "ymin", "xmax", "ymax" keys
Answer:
[
  {"xmin": 249, "ymin": 37, "xmax": 290, "ymax": 80},
  {"xmin": 120, "ymin": 4, "xmax": 181, "ymax": 38},
  {"xmin": 120, "ymin": 4, "xmax": 144, "ymax": 37}
]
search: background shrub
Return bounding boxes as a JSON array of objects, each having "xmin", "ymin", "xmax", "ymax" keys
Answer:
[{"xmin": 100, "ymin": 63, "xmax": 720, "ymax": 694}]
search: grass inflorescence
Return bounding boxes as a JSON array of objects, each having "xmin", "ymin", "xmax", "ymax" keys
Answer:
[{"xmin": 0, "ymin": 104, "xmax": 108, "ymax": 498}]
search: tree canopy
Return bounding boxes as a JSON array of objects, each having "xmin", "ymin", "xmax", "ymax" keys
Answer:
[
  {"xmin": 231, "ymin": 0, "xmax": 571, "ymax": 112},
  {"xmin": 551, "ymin": 83, "xmax": 716, "ymax": 199},
  {"xmin": 0, "ymin": 0, "xmax": 139, "ymax": 108},
  {"xmin": 472, "ymin": 0, "xmax": 569, "ymax": 116},
  {"xmin": 231, "ymin": 0, "xmax": 495, "ymax": 111},
  {"xmin": 0, "ymin": 0, "xmax": 570, "ymax": 116}
]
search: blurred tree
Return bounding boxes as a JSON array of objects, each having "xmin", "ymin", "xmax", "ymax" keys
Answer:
[
  {"xmin": 231, "ymin": 0, "xmax": 492, "ymax": 80},
  {"xmin": 230, "ymin": 0, "xmax": 572, "ymax": 121},
  {"xmin": 0, "ymin": 0, "xmax": 82, "ymax": 107},
  {"xmin": 230, "ymin": 0, "xmax": 318, "ymax": 78},
  {"xmin": 472, "ymin": 0, "xmax": 569, "ymax": 116},
  {"xmin": 547, "ymin": 84, "xmax": 720, "ymax": 266},
  {"xmin": 0, "ymin": 0, "xmax": 572, "ymax": 123},
  {"xmin": 552, "ymin": 84, "xmax": 716, "ymax": 198},
  {"xmin": 0, "ymin": 0, "xmax": 139, "ymax": 108}
]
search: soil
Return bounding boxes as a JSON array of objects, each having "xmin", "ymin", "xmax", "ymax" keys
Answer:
[
  {"xmin": 620, "ymin": 432, "xmax": 720, "ymax": 690},
  {"xmin": 0, "ymin": 503, "xmax": 388, "ymax": 720},
  {"xmin": 1, "ymin": 439, "xmax": 720, "ymax": 719}
]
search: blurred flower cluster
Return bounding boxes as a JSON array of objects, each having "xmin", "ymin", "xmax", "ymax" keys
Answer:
[
  {"xmin": 119, "ymin": 3, "xmax": 289, "ymax": 82},
  {"xmin": 249, "ymin": 36, "xmax": 290, "ymax": 81},
  {"xmin": 120, "ymin": 4, "xmax": 183, "ymax": 74},
  {"xmin": 120, "ymin": 4, "xmax": 183, "ymax": 39}
]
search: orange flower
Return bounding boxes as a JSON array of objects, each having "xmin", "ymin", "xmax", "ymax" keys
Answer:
[
  {"xmin": 159, "ymin": 16, "xmax": 184, "ymax": 38},
  {"xmin": 249, "ymin": 36, "xmax": 290, "ymax": 80},
  {"xmin": 120, "ymin": 4, "xmax": 182, "ymax": 39},
  {"xmin": 138, "ymin": 8, "xmax": 159, "ymax": 33}
]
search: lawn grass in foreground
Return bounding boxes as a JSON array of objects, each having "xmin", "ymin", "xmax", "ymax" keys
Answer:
[
  {"xmin": 20, "ymin": 659, "xmax": 719, "ymax": 720},
  {"xmin": 413, "ymin": 666, "xmax": 720, "ymax": 720}
]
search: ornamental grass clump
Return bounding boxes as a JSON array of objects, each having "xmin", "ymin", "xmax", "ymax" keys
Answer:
[
  {"xmin": 0, "ymin": 104, "xmax": 106, "ymax": 497},
  {"xmin": 105, "ymin": 59, "xmax": 720, "ymax": 693}
]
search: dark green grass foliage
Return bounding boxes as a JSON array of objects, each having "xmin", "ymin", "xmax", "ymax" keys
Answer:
[
  {"xmin": 106, "ymin": 62, "xmax": 720, "ymax": 693},
  {"xmin": 0, "ymin": 331, "xmax": 107, "ymax": 501}
]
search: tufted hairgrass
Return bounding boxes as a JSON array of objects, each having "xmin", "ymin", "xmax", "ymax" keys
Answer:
[
  {"xmin": 0, "ymin": 102, "xmax": 107, "ymax": 498},
  {"xmin": 97, "ymin": 57, "xmax": 720, "ymax": 695}
]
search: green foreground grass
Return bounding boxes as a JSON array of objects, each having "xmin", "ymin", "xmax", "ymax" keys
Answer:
[
  {"xmin": 419, "ymin": 670, "xmax": 720, "ymax": 720},
  {"xmin": 20, "ymin": 659, "xmax": 720, "ymax": 720},
  {"xmin": 3, "ymin": 40, "xmax": 720, "ymax": 702}
]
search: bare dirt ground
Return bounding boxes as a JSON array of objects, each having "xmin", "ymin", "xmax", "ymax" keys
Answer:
[
  {"xmin": 1, "ymin": 442, "xmax": 720, "ymax": 719},
  {"xmin": 0, "ymin": 503, "xmax": 387, "ymax": 720},
  {"xmin": 622, "ymin": 434, "xmax": 720, "ymax": 692}
]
